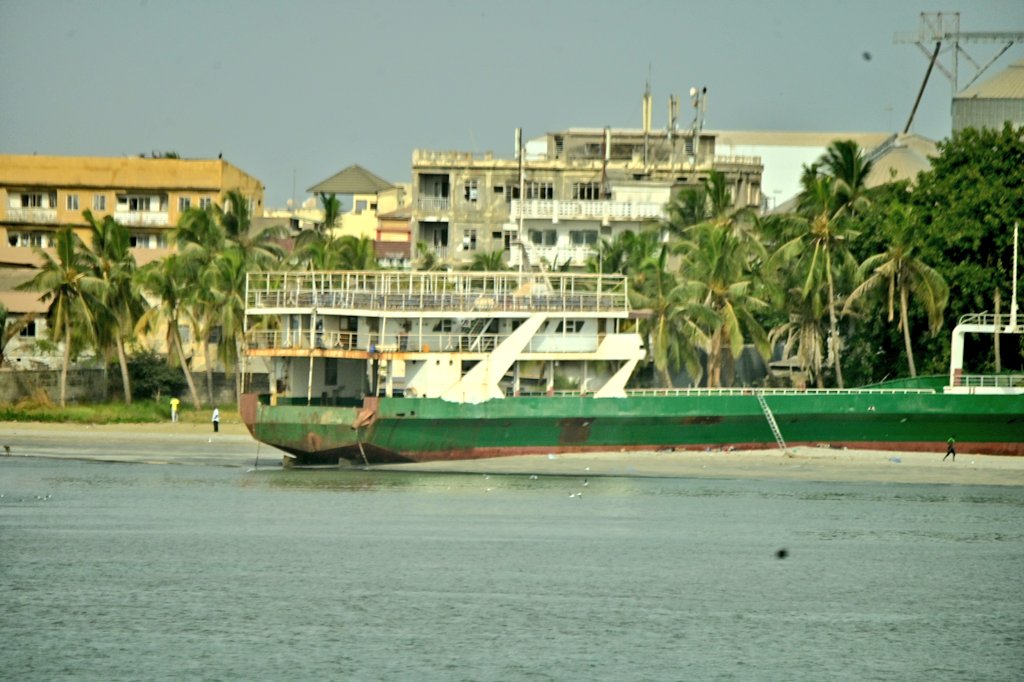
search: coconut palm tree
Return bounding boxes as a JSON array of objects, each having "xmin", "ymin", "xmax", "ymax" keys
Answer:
[
  {"xmin": 135, "ymin": 254, "xmax": 203, "ymax": 407},
  {"xmin": 16, "ymin": 228, "xmax": 100, "ymax": 407},
  {"xmin": 204, "ymin": 247, "xmax": 249, "ymax": 400},
  {"xmin": 676, "ymin": 222, "xmax": 770, "ymax": 387},
  {"xmin": 83, "ymin": 210, "xmax": 145, "ymax": 403},
  {"xmin": 844, "ymin": 205, "xmax": 948, "ymax": 377},
  {"xmin": 467, "ymin": 250, "xmax": 506, "ymax": 271},
  {"xmin": 777, "ymin": 165, "xmax": 862, "ymax": 388},
  {"xmin": 216, "ymin": 189, "xmax": 287, "ymax": 269},
  {"xmin": 629, "ymin": 244, "xmax": 710, "ymax": 387},
  {"xmin": 819, "ymin": 139, "xmax": 874, "ymax": 215},
  {"xmin": 175, "ymin": 206, "xmax": 224, "ymax": 402},
  {"xmin": 319, "ymin": 193, "xmax": 341, "ymax": 236},
  {"xmin": 337, "ymin": 235, "xmax": 378, "ymax": 270}
]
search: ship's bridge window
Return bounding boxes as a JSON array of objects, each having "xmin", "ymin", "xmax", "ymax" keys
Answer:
[
  {"xmin": 556, "ymin": 320, "xmax": 585, "ymax": 333},
  {"xmin": 432, "ymin": 320, "xmax": 453, "ymax": 332}
]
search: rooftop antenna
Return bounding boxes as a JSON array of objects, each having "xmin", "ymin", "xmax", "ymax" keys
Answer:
[{"xmin": 643, "ymin": 66, "xmax": 652, "ymax": 166}]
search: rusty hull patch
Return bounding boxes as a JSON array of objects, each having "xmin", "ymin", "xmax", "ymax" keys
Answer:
[{"xmin": 558, "ymin": 418, "xmax": 593, "ymax": 444}]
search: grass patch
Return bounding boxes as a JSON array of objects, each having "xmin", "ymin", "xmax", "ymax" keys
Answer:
[{"xmin": 0, "ymin": 400, "xmax": 239, "ymax": 425}]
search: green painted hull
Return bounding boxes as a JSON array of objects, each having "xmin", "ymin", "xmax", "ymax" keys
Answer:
[{"xmin": 241, "ymin": 391, "xmax": 1024, "ymax": 464}]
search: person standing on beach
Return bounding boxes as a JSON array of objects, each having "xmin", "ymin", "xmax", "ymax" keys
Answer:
[
  {"xmin": 170, "ymin": 396, "xmax": 180, "ymax": 422},
  {"xmin": 943, "ymin": 435, "xmax": 956, "ymax": 462},
  {"xmin": 212, "ymin": 407, "xmax": 220, "ymax": 433}
]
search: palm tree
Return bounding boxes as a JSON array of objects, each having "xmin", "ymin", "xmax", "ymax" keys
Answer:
[
  {"xmin": 292, "ymin": 230, "xmax": 347, "ymax": 270},
  {"xmin": 676, "ymin": 222, "xmax": 770, "ymax": 387},
  {"xmin": 175, "ymin": 206, "xmax": 224, "ymax": 402},
  {"xmin": 337, "ymin": 235, "xmax": 378, "ymax": 270},
  {"xmin": 819, "ymin": 139, "xmax": 874, "ymax": 215},
  {"xmin": 777, "ymin": 162, "xmax": 863, "ymax": 388},
  {"xmin": 83, "ymin": 210, "xmax": 145, "ymax": 403},
  {"xmin": 586, "ymin": 229, "xmax": 660, "ymax": 275},
  {"xmin": 844, "ymin": 205, "xmax": 949, "ymax": 377},
  {"xmin": 16, "ymin": 228, "xmax": 100, "ymax": 407},
  {"xmin": 629, "ymin": 244, "xmax": 709, "ymax": 387},
  {"xmin": 216, "ymin": 189, "xmax": 287, "ymax": 268},
  {"xmin": 319, "ymin": 193, "xmax": 341, "ymax": 236},
  {"xmin": 135, "ymin": 254, "xmax": 203, "ymax": 407},
  {"xmin": 204, "ymin": 247, "xmax": 249, "ymax": 400},
  {"xmin": 466, "ymin": 250, "xmax": 506, "ymax": 271},
  {"xmin": 414, "ymin": 241, "xmax": 443, "ymax": 271}
]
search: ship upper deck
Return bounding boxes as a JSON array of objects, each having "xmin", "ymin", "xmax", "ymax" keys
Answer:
[{"xmin": 245, "ymin": 270, "xmax": 631, "ymax": 317}]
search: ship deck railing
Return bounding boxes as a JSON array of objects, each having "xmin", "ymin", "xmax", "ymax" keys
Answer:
[
  {"xmin": 955, "ymin": 374, "xmax": 1024, "ymax": 388},
  {"xmin": 245, "ymin": 330, "xmax": 600, "ymax": 354},
  {"xmin": 624, "ymin": 387, "xmax": 936, "ymax": 397},
  {"xmin": 245, "ymin": 270, "xmax": 629, "ymax": 315}
]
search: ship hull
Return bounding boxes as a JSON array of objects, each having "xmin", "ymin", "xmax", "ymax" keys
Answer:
[{"xmin": 241, "ymin": 392, "xmax": 1024, "ymax": 465}]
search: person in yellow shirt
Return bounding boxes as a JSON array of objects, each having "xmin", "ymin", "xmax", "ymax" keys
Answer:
[{"xmin": 170, "ymin": 396, "xmax": 180, "ymax": 422}]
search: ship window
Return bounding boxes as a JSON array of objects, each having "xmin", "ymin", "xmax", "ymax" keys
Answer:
[
  {"xmin": 325, "ymin": 359, "xmax": 338, "ymax": 385},
  {"xmin": 556, "ymin": 320, "xmax": 585, "ymax": 333},
  {"xmin": 433, "ymin": 320, "xmax": 453, "ymax": 332}
]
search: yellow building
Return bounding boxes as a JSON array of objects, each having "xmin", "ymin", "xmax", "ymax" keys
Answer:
[
  {"xmin": 306, "ymin": 165, "xmax": 403, "ymax": 241},
  {"xmin": 0, "ymin": 154, "xmax": 265, "ymax": 371},
  {"xmin": 0, "ymin": 154, "xmax": 264, "ymax": 267}
]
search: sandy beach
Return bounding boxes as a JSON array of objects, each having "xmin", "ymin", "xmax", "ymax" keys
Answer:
[{"xmin": 1, "ymin": 420, "xmax": 1022, "ymax": 486}]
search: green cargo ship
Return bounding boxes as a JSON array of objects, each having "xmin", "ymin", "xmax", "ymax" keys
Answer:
[{"xmin": 240, "ymin": 269, "xmax": 1023, "ymax": 465}]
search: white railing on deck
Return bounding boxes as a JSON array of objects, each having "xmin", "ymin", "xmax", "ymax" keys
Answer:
[
  {"xmin": 246, "ymin": 270, "xmax": 629, "ymax": 315},
  {"xmin": 626, "ymin": 387, "xmax": 936, "ymax": 397},
  {"xmin": 956, "ymin": 374, "xmax": 1024, "ymax": 388}
]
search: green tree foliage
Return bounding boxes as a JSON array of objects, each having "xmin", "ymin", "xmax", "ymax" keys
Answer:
[
  {"xmin": 16, "ymin": 228, "xmax": 101, "ymax": 406},
  {"xmin": 109, "ymin": 350, "xmax": 186, "ymax": 401},
  {"xmin": 910, "ymin": 123, "xmax": 1024, "ymax": 330}
]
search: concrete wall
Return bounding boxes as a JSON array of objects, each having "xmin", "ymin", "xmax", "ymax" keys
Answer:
[{"xmin": 0, "ymin": 368, "xmax": 270, "ymax": 406}]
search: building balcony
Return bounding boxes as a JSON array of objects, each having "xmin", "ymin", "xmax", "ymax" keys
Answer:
[
  {"xmin": 5, "ymin": 208, "xmax": 58, "ymax": 224},
  {"xmin": 510, "ymin": 199, "xmax": 665, "ymax": 224},
  {"xmin": 416, "ymin": 197, "xmax": 451, "ymax": 213},
  {"xmin": 114, "ymin": 210, "xmax": 170, "ymax": 227}
]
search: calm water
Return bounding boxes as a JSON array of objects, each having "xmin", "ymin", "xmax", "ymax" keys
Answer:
[{"xmin": 1, "ymin": 458, "xmax": 1022, "ymax": 681}]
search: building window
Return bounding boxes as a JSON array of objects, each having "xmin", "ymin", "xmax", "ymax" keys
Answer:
[
  {"xmin": 199, "ymin": 197, "xmax": 212, "ymax": 210},
  {"xmin": 93, "ymin": 195, "xmax": 106, "ymax": 211},
  {"xmin": 178, "ymin": 197, "xmax": 191, "ymax": 212},
  {"xmin": 463, "ymin": 180, "xmax": 479, "ymax": 203},
  {"xmin": 355, "ymin": 199, "xmax": 368, "ymax": 214},
  {"xmin": 570, "ymin": 230, "xmax": 598, "ymax": 245},
  {"xmin": 19, "ymin": 319, "xmax": 38, "ymax": 337},
  {"xmin": 524, "ymin": 181, "xmax": 553, "ymax": 200},
  {"xmin": 20, "ymin": 193, "xmax": 43, "ymax": 208},
  {"xmin": 118, "ymin": 195, "xmax": 152, "ymax": 212},
  {"xmin": 503, "ymin": 183, "xmax": 520, "ymax": 203},
  {"xmin": 463, "ymin": 229, "xmax": 478, "ymax": 251},
  {"xmin": 572, "ymin": 183, "xmax": 601, "ymax": 201},
  {"xmin": 66, "ymin": 194, "xmax": 79, "ymax": 211},
  {"xmin": 529, "ymin": 229, "xmax": 557, "ymax": 245},
  {"xmin": 7, "ymin": 231, "xmax": 53, "ymax": 248}
]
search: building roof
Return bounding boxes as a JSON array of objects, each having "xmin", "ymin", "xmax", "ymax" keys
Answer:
[
  {"xmin": 711, "ymin": 130, "xmax": 892, "ymax": 149},
  {"xmin": 307, "ymin": 165, "xmax": 393, "ymax": 195},
  {"xmin": 957, "ymin": 59, "xmax": 1024, "ymax": 100},
  {"xmin": 0, "ymin": 154, "xmax": 260, "ymax": 191},
  {"xmin": 864, "ymin": 133, "xmax": 937, "ymax": 187}
]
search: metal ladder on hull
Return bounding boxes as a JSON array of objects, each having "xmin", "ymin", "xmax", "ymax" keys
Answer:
[{"xmin": 754, "ymin": 391, "xmax": 787, "ymax": 451}]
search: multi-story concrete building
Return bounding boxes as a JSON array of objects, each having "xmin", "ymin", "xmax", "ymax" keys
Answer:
[
  {"xmin": 0, "ymin": 154, "xmax": 264, "ymax": 267},
  {"xmin": 411, "ymin": 125, "xmax": 763, "ymax": 269},
  {"xmin": 0, "ymin": 154, "xmax": 264, "ymax": 369}
]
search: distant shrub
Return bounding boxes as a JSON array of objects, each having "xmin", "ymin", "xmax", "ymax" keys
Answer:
[{"xmin": 110, "ymin": 351, "xmax": 186, "ymax": 401}]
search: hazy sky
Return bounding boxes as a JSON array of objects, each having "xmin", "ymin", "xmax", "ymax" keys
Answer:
[{"xmin": 2, "ymin": 0, "xmax": 1022, "ymax": 207}]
